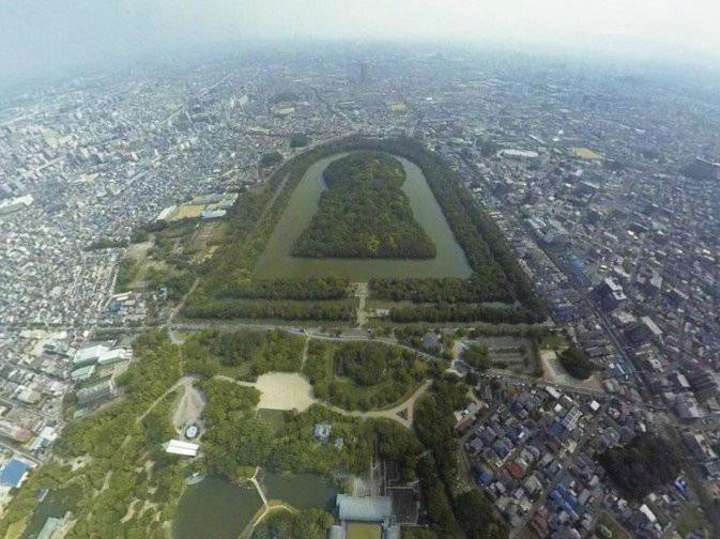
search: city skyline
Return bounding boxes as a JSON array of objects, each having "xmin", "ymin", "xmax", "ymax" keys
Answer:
[{"xmin": 2, "ymin": 1, "xmax": 720, "ymax": 82}]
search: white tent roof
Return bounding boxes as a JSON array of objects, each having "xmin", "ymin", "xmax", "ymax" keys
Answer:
[{"xmin": 164, "ymin": 439, "xmax": 199, "ymax": 457}]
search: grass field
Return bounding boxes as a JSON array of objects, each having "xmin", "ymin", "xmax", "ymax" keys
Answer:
[
  {"xmin": 191, "ymin": 221, "xmax": 226, "ymax": 254},
  {"xmin": 540, "ymin": 334, "xmax": 567, "ymax": 350},
  {"xmin": 347, "ymin": 523, "xmax": 382, "ymax": 539},
  {"xmin": 594, "ymin": 512, "xmax": 632, "ymax": 539},
  {"xmin": 676, "ymin": 505, "xmax": 709, "ymax": 537},
  {"xmin": 171, "ymin": 204, "xmax": 205, "ymax": 220},
  {"xmin": 571, "ymin": 147, "xmax": 602, "ymax": 160}
]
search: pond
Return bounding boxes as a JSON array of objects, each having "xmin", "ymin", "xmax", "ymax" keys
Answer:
[
  {"xmin": 254, "ymin": 153, "xmax": 472, "ymax": 280},
  {"xmin": 173, "ymin": 476, "xmax": 263, "ymax": 539},
  {"xmin": 262, "ymin": 472, "xmax": 338, "ymax": 511}
]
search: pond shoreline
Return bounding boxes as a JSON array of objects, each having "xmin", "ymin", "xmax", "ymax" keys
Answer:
[
  {"xmin": 254, "ymin": 152, "xmax": 471, "ymax": 280},
  {"xmin": 172, "ymin": 471, "xmax": 338, "ymax": 539}
]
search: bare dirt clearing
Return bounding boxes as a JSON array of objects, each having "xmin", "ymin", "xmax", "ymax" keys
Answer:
[
  {"xmin": 540, "ymin": 350, "xmax": 603, "ymax": 392},
  {"xmin": 249, "ymin": 372, "xmax": 317, "ymax": 412},
  {"xmin": 172, "ymin": 378, "xmax": 207, "ymax": 431}
]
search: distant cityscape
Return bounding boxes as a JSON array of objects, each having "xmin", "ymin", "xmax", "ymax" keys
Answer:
[{"xmin": 1, "ymin": 45, "xmax": 720, "ymax": 538}]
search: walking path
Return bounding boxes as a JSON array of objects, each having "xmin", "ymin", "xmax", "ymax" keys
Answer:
[
  {"xmin": 240, "ymin": 468, "xmax": 299, "ymax": 538},
  {"xmin": 250, "ymin": 467, "xmax": 268, "ymax": 507},
  {"xmin": 354, "ymin": 282, "xmax": 369, "ymax": 328},
  {"xmin": 219, "ymin": 373, "xmax": 430, "ymax": 428},
  {"xmin": 138, "ymin": 375, "xmax": 197, "ymax": 423},
  {"xmin": 299, "ymin": 336, "xmax": 310, "ymax": 370}
]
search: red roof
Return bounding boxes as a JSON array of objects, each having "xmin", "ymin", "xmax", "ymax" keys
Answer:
[{"xmin": 507, "ymin": 461, "xmax": 525, "ymax": 480}]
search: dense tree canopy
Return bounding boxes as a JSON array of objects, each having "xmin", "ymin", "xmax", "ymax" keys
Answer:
[
  {"xmin": 186, "ymin": 135, "xmax": 544, "ymax": 325},
  {"xmin": 597, "ymin": 434, "xmax": 681, "ymax": 500},
  {"xmin": 216, "ymin": 277, "xmax": 349, "ymax": 301},
  {"xmin": 463, "ymin": 344, "xmax": 491, "ymax": 370},
  {"xmin": 292, "ymin": 152, "xmax": 437, "ymax": 259},
  {"xmin": 370, "ymin": 274, "xmax": 512, "ymax": 304},
  {"xmin": 290, "ymin": 133, "xmax": 310, "ymax": 148},
  {"xmin": 183, "ymin": 329, "xmax": 305, "ymax": 379},
  {"xmin": 260, "ymin": 151, "xmax": 283, "ymax": 167},
  {"xmin": 183, "ymin": 298, "xmax": 354, "ymax": 322},
  {"xmin": 389, "ymin": 303, "xmax": 542, "ymax": 324},
  {"xmin": 454, "ymin": 490, "xmax": 508, "ymax": 539},
  {"xmin": 303, "ymin": 340, "xmax": 428, "ymax": 411},
  {"xmin": 558, "ymin": 346, "xmax": 595, "ymax": 380},
  {"xmin": 252, "ymin": 508, "xmax": 334, "ymax": 539}
]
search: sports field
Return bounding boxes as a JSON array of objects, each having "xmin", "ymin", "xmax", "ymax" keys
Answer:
[{"xmin": 347, "ymin": 523, "xmax": 382, "ymax": 539}]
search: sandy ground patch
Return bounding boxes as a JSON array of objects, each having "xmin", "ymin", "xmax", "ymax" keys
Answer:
[
  {"xmin": 253, "ymin": 373, "xmax": 317, "ymax": 411},
  {"xmin": 125, "ymin": 240, "xmax": 152, "ymax": 260},
  {"xmin": 173, "ymin": 380, "xmax": 206, "ymax": 431},
  {"xmin": 541, "ymin": 350, "xmax": 603, "ymax": 392},
  {"xmin": 171, "ymin": 204, "xmax": 205, "ymax": 220}
]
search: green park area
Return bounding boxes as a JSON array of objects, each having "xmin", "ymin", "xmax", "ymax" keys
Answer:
[
  {"xmin": 182, "ymin": 328, "xmax": 305, "ymax": 380},
  {"xmin": 0, "ymin": 328, "xmax": 513, "ymax": 538},
  {"xmin": 303, "ymin": 340, "xmax": 430, "ymax": 411},
  {"xmin": 0, "ymin": 331, "xmax": 415, "ymax": 538},
  {"xmin": 115, "ymin": 217, "xmax": 225, "ymax": 302},
  {"xmin": 181, "ymin": 135, "xmax": 545, "ymax": 326}
]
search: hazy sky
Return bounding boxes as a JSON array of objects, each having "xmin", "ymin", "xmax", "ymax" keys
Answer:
[{"xmin": 1, "ymin": 0, "xmax": 718, "ymax": 81}]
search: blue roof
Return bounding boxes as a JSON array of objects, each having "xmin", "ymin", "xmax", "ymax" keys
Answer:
[
  {"xmin": 0, "ymin": 458, "xmax": 30, "ymax": 487},
  {"xmin": 477, "ymin": 470, "xmax": 493, "ymax": 486}
]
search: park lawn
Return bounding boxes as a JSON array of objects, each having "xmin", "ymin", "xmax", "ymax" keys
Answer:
[
  {"xmin": 347, "ymin": 523, "xmax": 382, "ymax": 539},
  {"xmin": 571, "ymin": 147, "xmax": 602, "ymax": 160},
  {"xmin": 540, "ymin": 334, "xmax": 567, "ymax": 350},
  {"xmin": 4, "ymin": 518, "xmax": 27, "ymax": 539},
  {"xmin": 595, "ymin": 512, "xmax": 632, "ymax": 539},
  {"xmin": 172, "ymin": 204, "xmax": 205, "ymax": 220},
  {"xmin": 676, "ymin": 505, "xmax": 709, "ymax": 537},
  {"xmin": 128, "ymin": 259, "xmax": 169, "ymax": 289}
]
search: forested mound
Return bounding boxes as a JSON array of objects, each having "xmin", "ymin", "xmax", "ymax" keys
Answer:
[
  {"xmin": 292, "ymin": 151, "xmax": 437, "ymax": 259},
  {"xmin": 597, "ymin": 434, "xmax": 681, "ymax": 500}
]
